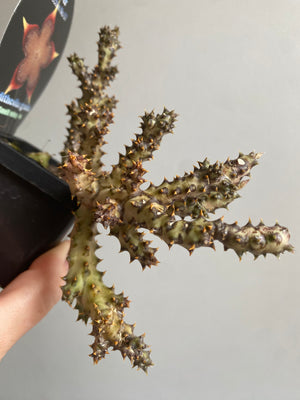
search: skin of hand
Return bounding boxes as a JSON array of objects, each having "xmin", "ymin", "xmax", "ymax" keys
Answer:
[{"xmin": 0, "ymin": 240, "xmax": 70, "ymax": 361}]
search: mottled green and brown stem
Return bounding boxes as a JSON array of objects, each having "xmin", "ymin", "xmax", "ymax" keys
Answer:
[{"xmin": 60, "ymin": 26, "xmax": 293, "ymax": 372}]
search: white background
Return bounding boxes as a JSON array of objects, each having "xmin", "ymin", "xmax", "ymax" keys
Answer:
[{"xmin": 0, "ymin": 1, "xmax": 299, "ymax": 399}]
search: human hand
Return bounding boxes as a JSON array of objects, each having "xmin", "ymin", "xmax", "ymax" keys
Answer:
[{"xmin": 0, "ymin": 240, "xmax": 70, "ymax": 361}]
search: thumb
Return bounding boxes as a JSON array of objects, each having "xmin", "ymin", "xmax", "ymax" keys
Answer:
[{"xmin": 0, "ymin": 240, "xmax": 70, "ymax": 360}]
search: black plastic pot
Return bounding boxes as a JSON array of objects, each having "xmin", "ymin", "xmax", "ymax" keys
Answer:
[{"xmin": 0, "ymin": 137, "xmax": 75, "ymax": 287}]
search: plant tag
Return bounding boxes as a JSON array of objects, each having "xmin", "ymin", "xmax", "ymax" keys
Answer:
[{"xmin": 0, "ymin": 0, "xmax": 74, "ymax": 137}]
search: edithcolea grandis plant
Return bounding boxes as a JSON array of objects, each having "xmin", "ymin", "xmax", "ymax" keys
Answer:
[{"xmin": 59, "ymin": 26, "xmax": 293, "ymax": 372}]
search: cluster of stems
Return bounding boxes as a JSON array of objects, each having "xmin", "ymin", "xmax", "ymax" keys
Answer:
[{"xmin": 60, "ymin": 26, "xmax": 293, "ymax": 372}]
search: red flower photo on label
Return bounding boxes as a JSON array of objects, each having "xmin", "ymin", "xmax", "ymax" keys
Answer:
[{"xmin": 5, "ymin": 5, "xmax": 59, "ymax": 102}]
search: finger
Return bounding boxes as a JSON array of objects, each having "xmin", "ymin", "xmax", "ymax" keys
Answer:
[{"xmin": 0, "ymin": 240, "xmax": 70, "ymax": 360}]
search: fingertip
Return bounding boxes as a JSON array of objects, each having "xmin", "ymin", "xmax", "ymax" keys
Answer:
[
  {"xmin": 55, "ymin": 239, "xmax": 71, "ymax": 256},
  {"xmin": 30, "ymin": 240, "xmax": 70, "ymax": 269},
  {"xmin": 61, "ymin": 259, "xmax": 70, "ymax": 279},
  {"xmin": 29, "ymin": 240, "xmax": 71, "ymax": 305}
]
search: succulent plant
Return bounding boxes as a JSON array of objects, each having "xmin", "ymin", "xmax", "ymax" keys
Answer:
[{"xmin": 59, "ymin": 26, "xmax": 293, "ymax": 372}]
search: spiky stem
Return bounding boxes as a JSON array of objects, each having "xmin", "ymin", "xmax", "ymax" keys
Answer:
[
  {"xmin": 60, "ymin": 26, "xmax": 293, "ymax": 372},
  {"xmin": 62, "ymin": 206, "xmax": 152, "ymax": 370}
]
